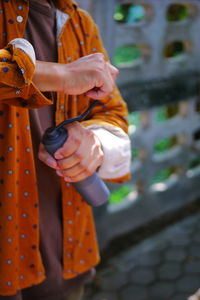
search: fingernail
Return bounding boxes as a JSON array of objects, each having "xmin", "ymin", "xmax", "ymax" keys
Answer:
[
  {"xmin": 56, "ymin": 170, "xmax": 62, "ymax": 176},
  {"xmin": 46, "ymin": 158, "xmax": 57, "ymax": 168},
  {"xmin": 55, "ymin": 153, "xmax": 64, "ymax": 160}
]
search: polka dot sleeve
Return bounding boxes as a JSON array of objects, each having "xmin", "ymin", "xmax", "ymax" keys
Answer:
[{"xmin": 0, "ymin": 39, "xmax": 52, "ymax": 108}]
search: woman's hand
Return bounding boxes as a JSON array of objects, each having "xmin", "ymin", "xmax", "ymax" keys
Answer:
[{"xmin": 38, "ymin": 122, "xmax": 104, "ymax": 182}]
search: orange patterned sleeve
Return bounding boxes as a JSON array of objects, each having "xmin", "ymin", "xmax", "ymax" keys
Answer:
[{"xmin": 0, "ymin": 41, "xmax": 52, "ymax": 108}]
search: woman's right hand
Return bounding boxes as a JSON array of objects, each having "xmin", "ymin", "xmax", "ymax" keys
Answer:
[{"xmin": 32, "ymin": 53, "xmax": 118, "ymax": 99}]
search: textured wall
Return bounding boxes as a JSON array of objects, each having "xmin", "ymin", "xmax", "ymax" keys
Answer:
[{"xmin": 76, "ymin": 1, "xmax": 200, "ymax": 248}]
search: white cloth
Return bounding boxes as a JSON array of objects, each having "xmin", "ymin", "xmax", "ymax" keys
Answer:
[
  {"xmin": 89, "ymin": 125, "xmax": 131, "ymax": 179},
  {"xmin": 9, "ymin": 38, "xmax": 36, "ymax": 64}
]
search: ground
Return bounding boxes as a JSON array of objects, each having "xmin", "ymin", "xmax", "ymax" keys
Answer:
[{"xmin": 83, "ymin": 206, "xmax": 200, "ymax": 300}]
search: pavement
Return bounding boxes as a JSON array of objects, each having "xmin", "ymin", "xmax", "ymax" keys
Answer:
[{"xmin": 83, "ymin": 212, "xmax": 200, "ymax": 300}]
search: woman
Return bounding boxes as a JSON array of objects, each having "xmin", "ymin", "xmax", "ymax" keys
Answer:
[{"xmin": 0, "ymin": 0, "xmax": 131, "ymax": 299}]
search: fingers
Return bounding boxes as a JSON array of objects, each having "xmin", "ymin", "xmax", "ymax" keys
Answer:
[
  {"xmin": 38, "ymin": 143, "xmax": 58, "ymax": 169},
  {"xmin": 56, "ymin": 152, "xmax": 82, "ymax": 170},
  {"xmin": 86, "ymin": 88, "xmax": 110, "ymax": 99},
  {"xmin": 56, "ymin": 161, "xmax": 93, "ymax": 180},
  {"xmin": 64, "ymin": 170, "xmax": 93, "ymax": 183},
  {"xmin": 86, "ymin": 63, "xmax": 116, "ymax": 99},
  {"xmin": 63, "ymin": 52, "xmax": 119, "ymax": 98},
  {"xmin": 58, "ymin": 155, "xmax": 102, "ymax": 182},
  {"xmin": 38, "ymin": 123, "xmax": 104, "ymax": 182},
  {"xmin": 54, "ymin": 122, "xmax": 81, "ymax": 159},
  {"xmin": 55, "ymin": 136, "xmax": 103, "ymax": 182},
  {"xmin": 56, "ymin": 159, "xmax": 98, "ymax": 183}
]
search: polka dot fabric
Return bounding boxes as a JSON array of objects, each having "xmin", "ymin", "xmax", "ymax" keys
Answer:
[{"xmin": 0, "ymin": 0, "xmax": 130, "ymax": 296}]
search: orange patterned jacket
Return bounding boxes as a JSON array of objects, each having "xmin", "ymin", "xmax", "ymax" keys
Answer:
[{"xmin": 0, "ymin": 0, "xmax": 130, "ymax": 295}]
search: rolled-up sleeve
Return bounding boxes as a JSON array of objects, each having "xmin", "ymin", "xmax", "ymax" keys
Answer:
[
  {"xmin": 0, "ymin": 38, "xmax": 52, "ymax": 108},
  {"xmin": 88, "ymin": 124, "xmax": 131, "ymax": 180}
]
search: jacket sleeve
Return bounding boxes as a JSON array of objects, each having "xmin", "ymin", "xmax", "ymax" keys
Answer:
[
  {"xmin": 78, "ymin": 10, "xmax": 131, "ymax": 182},
  {"xmin": 0, "ymin": 38, "xmax": 52, "ymax": 108}
]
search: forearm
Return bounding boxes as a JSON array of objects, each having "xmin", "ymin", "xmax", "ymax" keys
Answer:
[{"xmin": 32, "ymin": 60, "xmax": 64, "ymax": 92}]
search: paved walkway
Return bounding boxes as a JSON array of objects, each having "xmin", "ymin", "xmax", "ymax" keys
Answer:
[{"xmin": 83, "ymin": 212, "xmax": 200, "ymax": 300}]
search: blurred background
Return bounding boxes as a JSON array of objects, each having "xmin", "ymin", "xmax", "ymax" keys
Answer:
[{"xmin": 76, "ymin": 1, "xmax": 200, "ymax": 299}]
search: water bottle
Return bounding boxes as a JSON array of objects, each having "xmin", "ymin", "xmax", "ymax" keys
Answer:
[{"xmin": 42, "ymin": 101, "xmax": 110, "ymax": 207}]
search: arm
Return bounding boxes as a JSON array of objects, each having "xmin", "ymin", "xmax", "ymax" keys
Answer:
[
  {"xmin": 0, "ymin": 39, "xmax": 118, "ymax": 106},
  {"xmin": 38, "ymin": 11, "xmax": 131, "ymax": 183},
  {"xmin": 33, "ymin": 53, "xmax": 118, "ymax": 99}
]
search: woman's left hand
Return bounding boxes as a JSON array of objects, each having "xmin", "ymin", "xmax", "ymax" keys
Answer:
[{"xmin": 38, "ymin": 121, "xmax": 104, "ymax": 182}]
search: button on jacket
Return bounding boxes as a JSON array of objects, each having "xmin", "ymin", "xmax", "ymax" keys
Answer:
[{"xmin": 0, "ymin": 0, "xmax": 130, "ymax": 295}]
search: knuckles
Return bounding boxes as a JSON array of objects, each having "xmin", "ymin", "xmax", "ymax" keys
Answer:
[
  {"xmin": 73, "ymin": 137, "xmax": 81, "ymax": 146},
  {"xmin": 93, "ymin": 52, "xmax": 104, "ymax": 62},
  {"xmin": 74, "ymin": 152, "xmax": 83, "ymax": 161},
  {"xmin": 79, "ymin": 162, "xmax": 87, "ymax": 172}
]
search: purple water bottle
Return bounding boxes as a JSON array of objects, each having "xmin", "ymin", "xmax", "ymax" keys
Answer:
[{"xmin": 42, "ymin": 101, "xmax": 110, "ymax": 207}]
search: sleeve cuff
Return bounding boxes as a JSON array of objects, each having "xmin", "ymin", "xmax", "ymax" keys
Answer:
[
  {"xmin": 87, "ymin": 125, "xmax": 131, "ymax": 179},
  {"xmin": 9, "ymin": 38, "xmax": 36, "ymax": 65}
]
